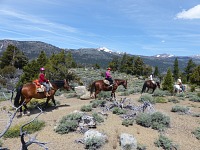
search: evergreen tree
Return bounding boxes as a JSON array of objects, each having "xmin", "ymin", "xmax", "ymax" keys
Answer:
[
  {"xmin": 143, "ymin": 65, "xmax": 152, "ymax": 76},
  {"xmin": 18, "ymin": 60, "xmax": 39, "ymax": 85},
  {"xmin": 133, "ymin": 57, "xmax": 144, "ymax": 76},
  {"xmin": 173, "ymin": 58, "xmax": 179, "ymax": 81},
  {"xmin": 37, "ymin": 51, "xmax": 49, "ymax": 68},
  {"xmin": 108, "ymin": 57, "xmax": 120, "ymax": 72},
  {"xmin": 65, "ymin": 51, "xmax": 77, "ymax": 68},
  {"xmin": 154, "ymin": 66, "xmax": 160, "ymax": 77},
  {"xmin": 162, "ymin": 68, "xmax": 174, "ymax": 93},
  {"xmin": 184, "ymin": 59, "xmax": 196, "ymax": 82},
  {"xmin": 0, "ymin": 45, "xmax": 28, "ymax": 69},
  {"xmin": 119, "ymin": 53, "xmax": 128, "ymax": 73},
  {"xmin": 93, "ymin": 63, "xmax": 100, "ymax": 69},
  {"xmin": 190, "ymin": 65, "xmax": 200, "ymax": 85},
  {"xmin": 125, "ymin": 56, "xmax": 134, "ymax": 74}
]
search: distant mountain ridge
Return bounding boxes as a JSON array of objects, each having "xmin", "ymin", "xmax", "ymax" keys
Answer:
[{"xmin": 0, "ymin": 39, "xmax": 200, "ymax": 72}]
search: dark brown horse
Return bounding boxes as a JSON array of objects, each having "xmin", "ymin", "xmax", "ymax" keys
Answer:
[
  {"xmin": 90, "ymin": 79, "xmax": 127, "ymax": 99},
  {"xmin": 14, "ymin": 79, "xmax": 71, "ymax": 115},
  {"xmin": 141, "ymin": 80, "xmax": 160, "ymax": 94}
]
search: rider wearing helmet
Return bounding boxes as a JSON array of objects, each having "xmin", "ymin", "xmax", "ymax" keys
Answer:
[
  {"xmin": 39, "ymin": 67, "xmax": 50, "ymax": 97},
  {"xmin": 105, "ymin": 67, "xmax": 113, "ymax": 86}
]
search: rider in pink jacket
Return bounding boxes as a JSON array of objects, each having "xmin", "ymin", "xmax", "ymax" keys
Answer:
[{"xmin": 105, "ymin": 67, "xmax": 113, "ymax": 86}]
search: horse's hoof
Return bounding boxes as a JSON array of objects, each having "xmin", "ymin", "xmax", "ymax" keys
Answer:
[{"xmin": 27, "ymin": 111, "xmax": 30, "ymax": 116}]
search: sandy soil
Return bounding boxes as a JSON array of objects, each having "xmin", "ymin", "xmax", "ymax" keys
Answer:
[{"xmin": 0, "ymin": 93, "xmax": 200, "ymax": 150}]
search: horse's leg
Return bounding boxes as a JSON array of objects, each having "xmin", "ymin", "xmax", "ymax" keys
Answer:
[
  {"xmin": 18, "ymin": 96, "xmax": 25, "ymax": 116},
  {"xmin": 52, "ymin": 96, "xmax": 56, "ymax": 107},
  {"xmin": 44, "ymin": 97, "xmax": 51, "ymax": 109},
  {"xmin": 95, "ymin": 90, "xmax": 100, "ymax": 99}
]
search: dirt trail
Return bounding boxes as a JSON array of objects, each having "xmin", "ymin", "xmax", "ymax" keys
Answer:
[{"xmin": 1, "ymin": 93, "xmax": 200, "ymax": 150}]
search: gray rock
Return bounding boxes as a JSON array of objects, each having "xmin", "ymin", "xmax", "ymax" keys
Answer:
[
  {"xmin": 75, "ymin": 86, "xmax": 87, "ymax": 96},
  {"xmin": 84, "ymin": 129, "xmax": 108, "ymax": 143},
  {"xmin": 120, "ymin": 133, "xmax": 137, "ymax": 150},
  {"xmin": 80, "ymin": 91, "xmax": 91, "ymax": 100}
]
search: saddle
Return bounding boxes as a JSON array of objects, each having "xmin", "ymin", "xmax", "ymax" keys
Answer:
[
  {"xmin": 33, "ymin": 79, "xmax": 53, "ymax": 93},
  {"xmin": 103, "ymin": 79, "xmax": 110, "ymax": 85}
]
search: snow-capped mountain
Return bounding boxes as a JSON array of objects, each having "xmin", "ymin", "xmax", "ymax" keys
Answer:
[
  {"xmin": 154, "ymin": 54, "xmax": 175, "ymax": 58},
  {"xmin": 97, "ymin": 47, "xmax": 112, "ymax": 53}
]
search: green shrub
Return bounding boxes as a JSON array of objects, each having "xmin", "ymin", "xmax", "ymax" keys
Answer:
[
  {"xmin": 55, "ymin": 112, "xmax": 83, "ymax": 134},
  {"xmin": 122, "ymin": 119, "xmax": 134, "ymax": 127},
  {"xmin": 55, "ymin": 120, "xmax": 78, "ymax": 134},
  {"xmin": 136, "ymin": 113, "xmax": 152, "ymax": 128},
  {"xmin": 154, "ymin": 135, "xmax": 178, "ymax": 150},
  {"xmin": 171, "ymin": 105, "xmax": 190, "ymax": 114},
  {"xmin": 153, "ymin": 89, "xmax": 170, "ymax": 97},
  {"xmin": 92, "ymin": 113, "xmax": 104, "ymax": 123},
  {"xmin": 4, "ymin": 120, "xmax": 45, "ymax": 138},
  {"xmin": 120, "ymin": 90, "xmax": 131, "ymax": 96},
  {"xmin": 197, "ymin": 92, "xmax": 200, "ymax": 97},
  {"xmin": 154, "ymin": 97, "xmax": 168, "ymax": 103},
  {"xmin": 190, "ymin": 85, "xmax": 195, "ymax": 92},
  {"xmin": 168, "ymin": 97, "xmax": 180, "ymax": 103},
  {"xmin": 176, "ymin": 93, "xmax": 185, "ymax": 97},
  {"xmin": 81, "ymin": 105, "xmax": 92, "ymax": 112},
  {"xmin": 90, "ymin": 100, "xmax": 106, "ymax": 108},
  {"xmin": 189, "ymin": 95, "xmax": 200, "ymax": 102},
  {"xmin": 139, "ymin": 94, "xmax": 155, "ymax": 104},
  {"xmin": 151, "ymin": 112, "xmax": 170, "ymax": 131},
  {"xmin": 137, "ymin": 143, "xmax": 147, "ymax": 150},
  {"xmin": 192, "ymin": 127, "xmax": 200, "ymax": 140},
  {"xmin": 61, "ymin": 112, "xmax": 83, "ymax": 123},
  {"xmin": 97, "ymin": 91, "xmax": 111, "ymax": 100},
  {"xmin": 192, "ymin": 113, "xmax": 200, "ymax": 117},
  {"xmin": 112, "ymin": 107, "xmax": 126, "ymax": 115},
  {"xmin": 85, "ymin": 136, "xmax": 106, "ymax": 150}
]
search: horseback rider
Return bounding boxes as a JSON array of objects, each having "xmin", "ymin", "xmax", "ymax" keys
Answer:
[
  {"xmin": 149, "ymin": 73, "xmax": 155, "ymax": 84},
  {"xmin": 177, "ymin": 77, "xmax": 184, "ymax": 91},
  {"xmin": 39, "ymin": 67, "xmax": 50, "ymax": 97},
  {"xmin": 105, "ymin": 67, "xmax": 113, "ymax": 86}
]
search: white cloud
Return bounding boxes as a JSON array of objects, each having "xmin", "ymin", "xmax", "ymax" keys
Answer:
[{"xmin": 176, "ymin": 5, "xmax": 200, "ymax": 19}]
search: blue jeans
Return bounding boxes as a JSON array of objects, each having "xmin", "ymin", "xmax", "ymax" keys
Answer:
[
  {"xmin": 41, "ymin": 82, "xmax": 50, "ymax": 92},
  {"xmin": 105, "ymin": 78, "xmax": 113, "ymax": 84}
]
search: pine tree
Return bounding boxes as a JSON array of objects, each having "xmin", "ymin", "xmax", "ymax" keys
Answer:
[
  {"xmin": 184, "ymin": 59, "xmax": 196, "ymax": 82},
  {"xmin": 162, "ymin": 68, "xmax": 174, "ymax": 93},
  {"xmin": 119, "ymin": 53, "xmax": 128, "ymax": 73},
  {"xmin": 37, "ymin": 51, "xmax": 49, "ymax": 68},
  {"xmin": 173, "ymin": 58, "xmax": 179, "ymax": 81},
  {"xmin": 190, "ymin": 65, "xmax": 200, "ymax": 85},
  {"xmin": 108, "ymin": 57, "xmax": 120, "ymax": 72},
  {"xmin": 154, "ymin": 66, "xmax": 160, "ymax": 77},
  {"xmin": 134, "ymin": 57, "xmax": 144, "ymax": 76},
  {"xmin": 0, "ymin": 45, "xmax": 28, "ymax": 69}
]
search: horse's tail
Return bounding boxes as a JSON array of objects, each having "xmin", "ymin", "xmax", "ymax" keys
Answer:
[
  {"xmin": 90, "ymin": 82, "xmax": 95, "ymax": 97},
  {"xmin": 141, "ymin": 82, "xmax": 146, "ymax": 93},
  {"xmin": 14, "ymin": 86, "xmax": 22, "ymax": 107}
]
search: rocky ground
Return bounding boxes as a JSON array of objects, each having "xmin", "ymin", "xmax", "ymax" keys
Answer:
[{"xmin": 0, "ymin": 92, "xmax": 200, "ymax": 150}]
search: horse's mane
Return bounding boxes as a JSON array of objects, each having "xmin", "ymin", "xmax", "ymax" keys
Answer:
[{"xmin": 51, "ymin": 80, "xmax": 65, "ymax": 88}]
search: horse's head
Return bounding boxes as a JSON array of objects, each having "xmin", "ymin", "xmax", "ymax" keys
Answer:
[
  {"xmin": 115, "ymin": 79, "xmax": 127, "ymax": 89},
  {"xmin": 156, "ymin": 81, "xmax": 160, "ymax": 88},
  {"xmin": 64, "ymin": 79, "xmax": 71, "ymax": 91},
  {"xmin": 123, "ymin": 80, "xmax": 128, "ymax": 89}
]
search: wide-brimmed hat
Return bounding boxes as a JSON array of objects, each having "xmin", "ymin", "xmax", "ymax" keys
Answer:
[{"xmin": 107, "ymin": 67, "xmax": 111, "ymax": 70}]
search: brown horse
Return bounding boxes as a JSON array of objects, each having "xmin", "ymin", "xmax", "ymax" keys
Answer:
[
  {"xmin": 14, "ymin": 79, "xmax": 71, "ymax": 115},
  {"xmin": 141, "ymin": 80, "xmax": 160, "ymax": 94},
  {"xmin": 90, "ymin": 79, "xmax": 127, "ymax": 99}
]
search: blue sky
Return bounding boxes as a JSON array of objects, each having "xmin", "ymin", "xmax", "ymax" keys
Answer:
[{"xmin": 1, "ymin": 0, "xmax": 200, "ymax": 56}]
